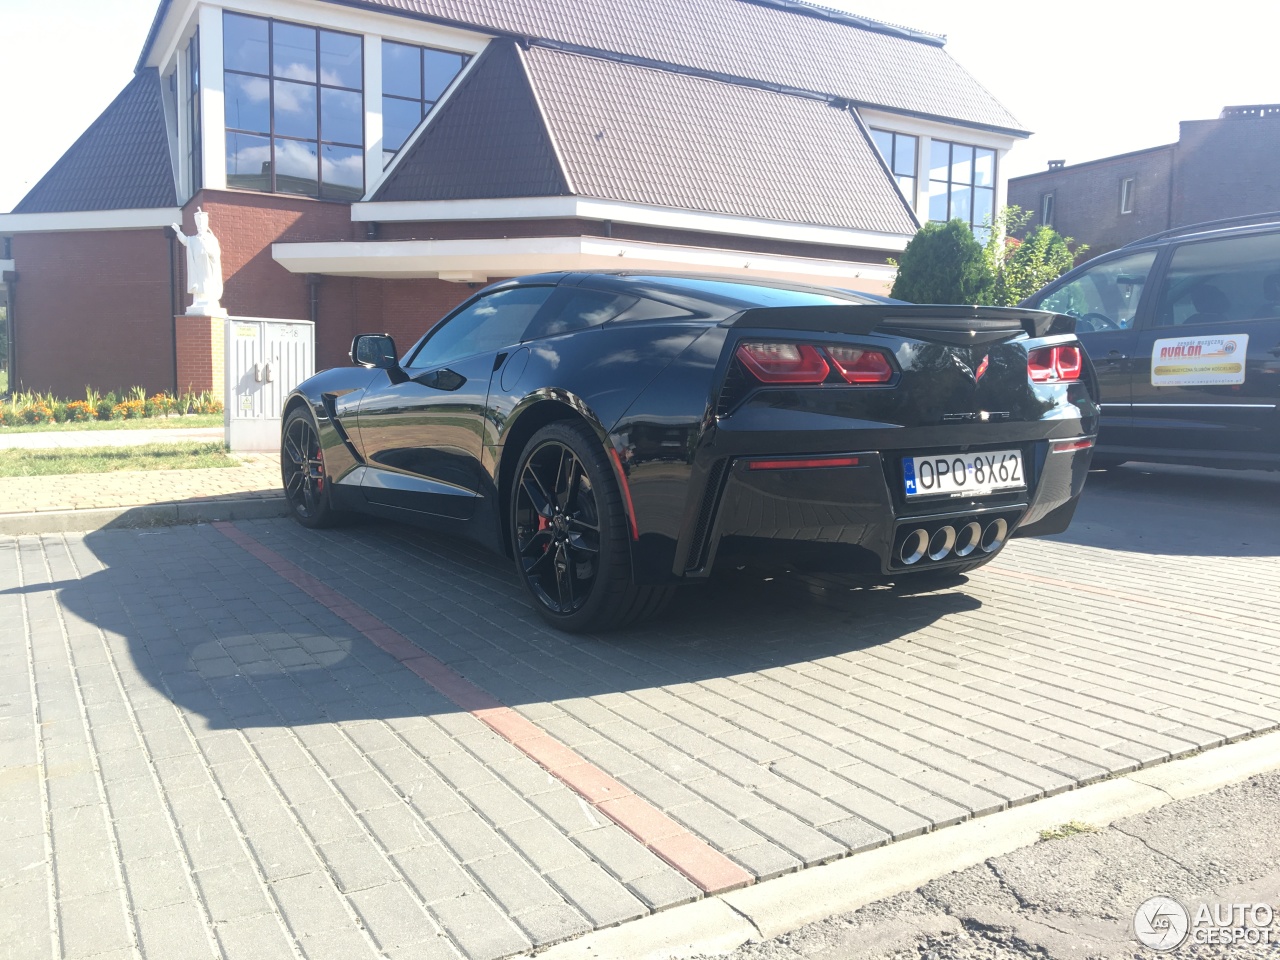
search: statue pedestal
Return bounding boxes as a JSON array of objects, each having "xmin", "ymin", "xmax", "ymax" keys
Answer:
[{"xmin": 174, "ymin": 314, "xmax": 225, "ymax": 395}]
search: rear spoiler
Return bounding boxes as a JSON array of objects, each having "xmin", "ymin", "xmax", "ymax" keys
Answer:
[{"xmin": 726, "ymin": 305, "xmax": 1075, "ymax": 345}]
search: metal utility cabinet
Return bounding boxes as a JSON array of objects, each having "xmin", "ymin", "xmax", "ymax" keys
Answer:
[{"xmin": 224, "ymin": 317, "xmax": 315, "ymax": 452}]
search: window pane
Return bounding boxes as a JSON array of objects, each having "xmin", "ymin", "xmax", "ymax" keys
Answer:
[
  {"xmin": 320, "ymin": 30, "xmax": 361, "ymax": 89},
  {"xmin": 952, "ymin": 145, "xmax": 974, "ymax": 186},
  {"xmin": 1157, "ymin": 232, "xmax": 1280, "ymax": 326},
  {"xmin": 1035, "ymin": 251, "xmax": 1156, "ymax": 330},
  {"xmin": 525, "ymin": 291, "xmax": 637, "ymax": 340},
  {"xmin": 321, "ymin": 87, "xmax": 362, "ymax": 145},
  {"xmin": 950, "ymin": 184, "xmax": 972, "ymax": 225},
  {"xmin": 893, "ymin": 135, "xmax": 916, "ymax": 178},
  {"xmin": 897, "ymin": 174, "xmax": 916, "ymax": 199},
  {"xmin": 224, "ymin": 73, "xmax": 271, "ymax": 134},
  {"xmin": 408, "ymin": 287, "xmax": 557, "ymax": 370},
  {"xmin": 870, "ymin": 129, "xmax": 893, "ymax": 164},
  {"xmin": 321, "ymin": 144, "xmax": 364, "ymax": 200},
  {"xmin": 928, "ymin": 182, "xmax": 949, "ymax": 221},
  {"xmin": 382, "ymin": 96, "xmax": 423, "ymax": 151},
  {"xmin": 226, "ymin": 132, "xmax": 271, "ymax": 191},
  {"xmin": 224, "ymin": 13, "xmax": 268, "ymax": 75},
  {"xmin": 273, "ymin": 22, "xmax": 316, "ymax": 82},
  {"xmin": 974, "ymin": 148, "xmax": 995, "ymax": 187},
  {"xmin": 423, "ymin": 49, "xmax": 466, "ymax": 101},
  {"xmin": 930, "ymin": 140, "xmax": 950, "ymax": 182},
  {"xmin": 274, "ymin": 138, "xmax": 319, "ymax": 196},
  {"xmin": 382, "ymin": 41, "xmax": 421, "ymax": 99},
  {"xmin": 273, "ymin": 80, "xmax": 317, "ymax": 139},
  {"xmin": 973, "ymin": 186, "xmax": 994, "ymax": 229}
]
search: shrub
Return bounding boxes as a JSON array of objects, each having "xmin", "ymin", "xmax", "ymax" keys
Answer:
[
  {"xmin": 113, "ymin": 399, "xmax": 146, "ymax": 420},
  {"xmin": 890, "ymin": 219, "xmax": 995, "ymax": 305},
  {"xmin": 52, "ymin": 402, "xmax": 69, "ymax": 423},
  {"xmin": 147, "ymin": 393, "xmax": 177, "ymax": 417},
  {"xmin": 22, "ymin": 402, "xmax": 55, "ymax": 424},
  {"xmin": 64, "ymin": 400, "xmax": 94, "ymax": 422},
  {"xmin": 96, "ymin": 399, "xmax": 115, "ymax": 421}
]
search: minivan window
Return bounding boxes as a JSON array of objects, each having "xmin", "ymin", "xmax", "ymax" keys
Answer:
[
  {"xmin": 1034, "ymin": 251, "xmax": 1157, "ymax": 333},
  {"xmin": 1153, "ymin": 231, "xmax": 1280, "ymax": 327}
]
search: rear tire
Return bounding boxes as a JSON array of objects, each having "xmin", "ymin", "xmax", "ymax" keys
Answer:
[
  {"xmin": 511, "ymin": 421, "xmax": 672, "ymax": 632},
  {"xmin": 281, "ymin": 407, "xmax": 339, "ymax": 529}
]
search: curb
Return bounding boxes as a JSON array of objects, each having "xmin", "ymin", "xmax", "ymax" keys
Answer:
[
  {"xmin": 0, "ymin": 497, "xmax": 290, "ymax": 535},
  {"xmin": 527, "ymin": 728, "xmax": 1280, "ymax": 960}
]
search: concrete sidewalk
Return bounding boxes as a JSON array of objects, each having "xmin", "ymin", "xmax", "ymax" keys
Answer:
[
  {"xmin": 0, "ymin": 434, "xmax": 287, "ymax": 534},
  {"xmin": 0, "ymin": 426, "xmax": 226, "ymax": 450}
]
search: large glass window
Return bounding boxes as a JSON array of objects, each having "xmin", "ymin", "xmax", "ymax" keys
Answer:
[
  {"xmin": 382, "ymin": 40, "xmax": 469, "ymax": 166},
  {"xmin": 870, "ymin": 129, "xmax": 918, "ymax": 204},
  {"xmin": 929, "ymin": 140, "xmax": 996, "ymax": 241},
  {"xmin": 223, "ymin": 13, "xmax": 364, "ymax": 200}
]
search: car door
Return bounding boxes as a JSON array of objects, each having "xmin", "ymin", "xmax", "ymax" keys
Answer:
[
  {"xmin": 356, "ymin": 285, "xmax": 556, "ymax": 518},
  {"xmin": 1026, "ymin": 248, "xmax": 1159, "ymax": 449},
  {"xmin": 1131, "ymin": 230, "xmax": 1280, "ymax": 458}
]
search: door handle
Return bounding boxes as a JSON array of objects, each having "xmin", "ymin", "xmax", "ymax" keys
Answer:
[{"xmin": 1097, "ymin": 350, "xmax": 1128, "ymax": 363}]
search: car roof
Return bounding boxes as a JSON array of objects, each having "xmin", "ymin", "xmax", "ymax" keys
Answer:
[{"xmin": 1119, "ymin": 211, "xmax": 1280, "ymax": 251}]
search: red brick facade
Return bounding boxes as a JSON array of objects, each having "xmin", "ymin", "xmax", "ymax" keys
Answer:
[
  {"xmin": 10, "ymin": 228, "xmax": 175, "ymax": 398},
  {"xmin": 174, "ymin": 314, "xmax": 225, "ymax": 394}
]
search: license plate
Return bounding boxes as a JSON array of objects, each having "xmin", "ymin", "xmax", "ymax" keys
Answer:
[{"xmin": 903, "ymin": 449, "xmax": 1025, "ymax": 499}]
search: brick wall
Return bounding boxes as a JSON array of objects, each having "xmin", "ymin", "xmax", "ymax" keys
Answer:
[
  {"xmin": 174, "ymin": 315, "xmax": 225, "ymax": 394},
  {"xmin": 1172, "ymin": 118, "xmax": 1280, "ymax": 225},
  {"xmin": 10, "ymin": 228, "xmax": 175, "ymax": 397},
  {"xmin": 1008, "ymin": 147, "xmax": 1174, "ymax": 258}
]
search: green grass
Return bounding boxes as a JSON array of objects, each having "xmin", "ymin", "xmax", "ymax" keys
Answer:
[
  {"xmin": 0, "ymin": 413, "xmax": 223, "ymax": 434},
  {"xmin": 0, "ymin": 442, "xmax": 236, "ymax": 477},
  {"xmin": 1038, "ymin": 820, "xmax": 1098, "ymax": 842}
]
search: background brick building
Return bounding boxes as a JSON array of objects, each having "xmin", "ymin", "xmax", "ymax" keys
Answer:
[{"xmin": 1009, "ymin": 105, "xmax": 1280, "ymax": 258}]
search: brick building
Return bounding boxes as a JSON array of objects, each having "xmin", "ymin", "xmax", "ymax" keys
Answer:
[
  {"xmin": 1008, "ymin": 105, "xmax": 1280, "ymax": 258},
  {"xmin": 0, "ymin": 0, "xmax": 1028, "ymax": 397}
]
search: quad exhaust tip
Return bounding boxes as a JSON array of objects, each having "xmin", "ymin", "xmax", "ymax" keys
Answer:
[{"xmin": 901, "ymin": 517, "xmax": 1009, "ymax": 565}]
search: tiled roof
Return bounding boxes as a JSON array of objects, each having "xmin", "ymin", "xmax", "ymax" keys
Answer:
[
  {"xmin": 342, "ymin": 0, "xmax": 1024, "ymax": 133},
  {"xmin": 520, "ymin": 45, "xmax": 917, "ymax": 234},
  {"xmin": 374, "ymin": 42, "xmax": 568, "ymax": 202},
  {"xmin": 13, "ymin": 69, "xmax": 176, "ymax": 214}
]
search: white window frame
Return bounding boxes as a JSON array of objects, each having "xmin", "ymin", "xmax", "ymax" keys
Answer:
[{"xmin": 1120, "ymin": 177, "xmax": 1135, "ymax": 215}]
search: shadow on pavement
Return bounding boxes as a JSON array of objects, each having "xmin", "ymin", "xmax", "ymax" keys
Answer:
[
  {"xmin": 1050, "ymin": 462, "xmax": 1280, "ymax": 558},
  {"xmin": 39, "ymin": 517, "xmax": 982, "ymax": 730}
]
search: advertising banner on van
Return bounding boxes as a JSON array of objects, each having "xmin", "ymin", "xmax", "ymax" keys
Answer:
[{"xmin": 1151, "ymin": 334, "xmax": 1248, "ymax": 386}]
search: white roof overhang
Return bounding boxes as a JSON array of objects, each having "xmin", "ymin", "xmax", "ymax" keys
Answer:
[{"xmin": 271, "ymin": 236, "xmax": 895, "ymax": 289}]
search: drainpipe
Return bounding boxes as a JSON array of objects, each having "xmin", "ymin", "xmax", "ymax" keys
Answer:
[
  {"xmin": 168, "ymin": 231, "xmax": 180, "ymax": 393},
  {"xmin": 306, "ymin": 274, "xmax": 322, "ymax": 326}
]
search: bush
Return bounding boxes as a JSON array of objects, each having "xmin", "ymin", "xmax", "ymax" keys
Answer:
[
  {"xmin": 64, "ymin": 401, "xmax": 94, "ymax": 423},
  {"xmin": 890, "ymin": 220, "xmax": 995, "ymax": 304},
  {"xmin": 983, "ymin": 208, "xmax": 1086, "ymax": 306},
  {"xmin": 22, "ymin": 403, "xmax": 55, "ymax": 424},
  {"xmin": 96, "ymin": 399, "xmax": 115, "ymax": 421}
]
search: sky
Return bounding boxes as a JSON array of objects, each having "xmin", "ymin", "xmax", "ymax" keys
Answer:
[{"xmin": 0, "ymin": 0, "xmax": 1275, "ymax": 214}]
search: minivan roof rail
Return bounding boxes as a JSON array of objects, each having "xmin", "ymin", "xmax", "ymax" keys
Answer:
[{"xmin": 1120, "ymin": 211, "xmax": 1280, "ymax": 248}]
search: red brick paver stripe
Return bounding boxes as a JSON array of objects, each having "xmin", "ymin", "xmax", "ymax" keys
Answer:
[{"xmin": 213, "ymin": 522, "xmax": 753, "ymax": 895}]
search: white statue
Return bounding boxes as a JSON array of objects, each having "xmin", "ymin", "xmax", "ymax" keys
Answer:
[{"xmin": 171, "ymin": 207, "xmax": 225, "ymax": 316}]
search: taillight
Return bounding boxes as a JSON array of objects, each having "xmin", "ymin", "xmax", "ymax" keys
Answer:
[
  {"xmin": 826, "ymin": 346, "xmax": 894, "ymax": 384},
  {"xmin": 736, "ymin": 342, "xmax": 830, "ymax": 384},
  {"xmin": 1028, "ymin": 345, "xmax": 1084, "ymax": 382}
]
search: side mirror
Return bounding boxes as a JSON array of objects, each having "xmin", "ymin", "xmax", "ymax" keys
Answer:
[{"xmin": 351, "ymin": 334, "xmax": 398, "ymax": 369}]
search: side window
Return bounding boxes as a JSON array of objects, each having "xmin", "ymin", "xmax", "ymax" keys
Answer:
[
  {"xmin": 1034, "ymin": 251, "xmax": 1157, "ymax": 333},
  {"xmin": 522, "ymin": 289, "xmax": 637, "ymax": 341},
  {"xmin": 1154, "ymin": 232, "xmax": 1280, "ymax": 327},
  {"xmin": 406, "ymin": 286, "xmax": 554, "ymax": 369}
]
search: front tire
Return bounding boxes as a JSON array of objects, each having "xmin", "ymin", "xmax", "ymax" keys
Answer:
[
  {"xmin": 511, "ymin": 421, "xmax": 671, "ymax": 632},
  {"xmin": 281, "ymin": 407, "xmax": 339, "ymax": 528}
]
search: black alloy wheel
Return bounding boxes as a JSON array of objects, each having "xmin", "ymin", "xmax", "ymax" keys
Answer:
[
  {"xmin": 281, "ymin": 408, "xmax": 337, "ymax": 528},
  {"xmin": 511, "ymin": 421, "xmax": 673, "ymax": 632}
]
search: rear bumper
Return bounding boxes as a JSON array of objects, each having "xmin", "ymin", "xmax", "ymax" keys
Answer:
[{"xmin": 678, "ymin": 438, "xmax": 1093, "ymax": 578}]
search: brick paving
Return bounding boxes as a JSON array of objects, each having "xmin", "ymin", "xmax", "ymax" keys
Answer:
[{"xmin": 1, "ymin": 464, "xmax": 1278, "ymax": 959}]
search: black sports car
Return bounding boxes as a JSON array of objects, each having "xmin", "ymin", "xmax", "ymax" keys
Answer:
[{"xmin": 281, "ymin": 273, "xmax": 1098, "ymax": 632}]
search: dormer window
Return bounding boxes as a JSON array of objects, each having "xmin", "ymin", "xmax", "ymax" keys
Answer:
[
  {"xmin": 223, "ymin": 12, "xmax": 365, "ymax": 200},
  {"xmin": 869, "ymin": 128, "xmax": 918, "ymax": 206},
  {"xmin": 382, "ymin": 41, "xmax": 470, "ymax": 167}
]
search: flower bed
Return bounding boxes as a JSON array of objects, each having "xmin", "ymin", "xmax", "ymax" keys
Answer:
[{"xmin": 0, "ymin": 388, "xmax": 224, "ymax": 428}]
